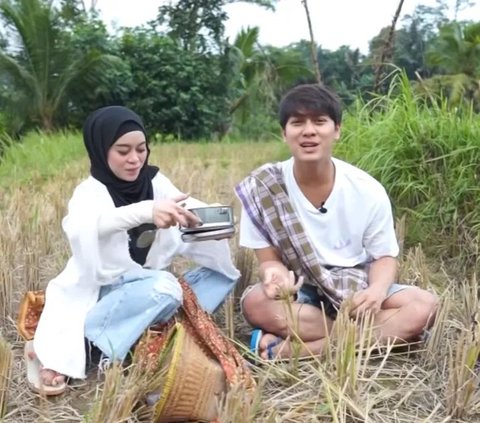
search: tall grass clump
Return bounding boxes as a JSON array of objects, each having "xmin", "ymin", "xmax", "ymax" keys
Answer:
[
  {"xmin": 0, "ymin": 333, "xmax": 12, "ymax": 418},
  {"xmin": 0, "ymin": 130, "xmax": 84, "ymax": 188},
  {"xmin": 338, "ymin": 72, "xmax": 480, "ymax": 264}
]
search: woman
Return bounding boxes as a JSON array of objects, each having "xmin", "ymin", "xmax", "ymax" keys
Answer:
[{"xmin": 29, "ymin": 106, "xmax": 240, "ymax": 394}]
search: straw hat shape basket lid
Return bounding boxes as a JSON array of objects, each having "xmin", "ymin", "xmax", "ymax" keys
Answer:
[{"xmin": 153, "ymin": 322, "xmax": 227, "ymax": 423}]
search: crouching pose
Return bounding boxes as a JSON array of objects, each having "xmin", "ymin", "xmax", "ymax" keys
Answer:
[
  {"xmin": 235, "ymin": 84, "xmax": 438, "ymax": 360},
  {"xmin": 30, "ymin": 106, "xmax": 239, "ymax": 393}
]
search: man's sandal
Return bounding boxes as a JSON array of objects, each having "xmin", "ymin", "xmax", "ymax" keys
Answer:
[
  {"xmin": 24, "ymin": 340, "xmax": 67, "ymax": 396},
  {"xmin": 249, "ymin": 328, "xmax": 285, "ymax": 361},
  {"xmin": 249, "ymin": 328, "xmax": 322, "ymax": 363}
]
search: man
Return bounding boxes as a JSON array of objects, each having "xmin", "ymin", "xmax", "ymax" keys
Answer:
[{"xmin": 235, "ymin": 84, "xmax": 438, "ymax": 360}]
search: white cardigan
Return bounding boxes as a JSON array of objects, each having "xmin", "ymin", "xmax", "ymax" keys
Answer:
[{"xmin": 33, "ymin": 173, "xmax": 240, "ymax": 379}]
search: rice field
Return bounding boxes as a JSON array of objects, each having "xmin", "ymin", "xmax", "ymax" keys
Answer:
[{"xmin": 0, "ymin": 136, "xmax": 479, "ymax": 422}]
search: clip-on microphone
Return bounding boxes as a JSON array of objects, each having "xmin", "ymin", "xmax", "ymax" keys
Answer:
[{"xmin": 319, "ymin": 202, "xmax": 328, "ymax": 214}]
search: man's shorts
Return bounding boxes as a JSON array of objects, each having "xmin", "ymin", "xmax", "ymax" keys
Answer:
[{"xmin": 240, "ymin": 282, "xmax": 411, "ymax": 320}]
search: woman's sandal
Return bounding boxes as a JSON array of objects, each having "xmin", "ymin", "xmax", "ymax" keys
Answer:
[{"xmin": 24, "ymin": 340, "xmax": 67, "ymax": 396}]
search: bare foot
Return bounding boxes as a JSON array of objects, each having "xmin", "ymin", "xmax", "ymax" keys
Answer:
[
  {"xmin": 40, "ymin": 368, "xmax": 66, "ymax": 387},
  {"xmin": 27, "ymin": 350, "xmax": 66, "ymax": 387},
  {"xmin": 258, "ymin": 333, "xmax": 290, "ymax": 359}
]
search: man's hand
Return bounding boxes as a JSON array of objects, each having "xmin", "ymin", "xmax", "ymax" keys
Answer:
[
  {"xmin": 262, "ymin": 268, "xmax": 304, "ymax": 300},
  {"xmin": 349, "ymin": 286, "xmax": 387, "ymax": 318}
]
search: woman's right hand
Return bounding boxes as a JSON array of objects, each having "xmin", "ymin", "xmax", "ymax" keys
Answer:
[{"xmin": 152, "ymin": 194, "xmax": 202, "ymax": 229}]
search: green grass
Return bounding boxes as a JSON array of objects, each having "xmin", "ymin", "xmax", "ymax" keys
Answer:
[
  {"xmin": 0, "ymin": 124, "xmax": 479, "ymax": 421},
  {"xmin": 0, "ymin": 73, "xmax": 478, "ymax": 264},
  {"xmin": 0, "ymin": 130, "xmax": 85, "ymax": 186},
  {"xmin": 337, "ymin": 74, "xmax": 480, "ymax": 263}
]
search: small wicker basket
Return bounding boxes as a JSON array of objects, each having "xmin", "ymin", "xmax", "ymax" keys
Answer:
[
  {"xmin": 153, "ymin": 322, "xmax": 226, "ymax": 423},
  {"xmin": 16, "ymin": 291, "xmax": 45, "ymax": 341}
]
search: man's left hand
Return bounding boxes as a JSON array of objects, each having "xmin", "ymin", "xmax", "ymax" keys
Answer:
[{"xmin": 349, "ymin": 286, "xmax": 388, "ymax": 318}]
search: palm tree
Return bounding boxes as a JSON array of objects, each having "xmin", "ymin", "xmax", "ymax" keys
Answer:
[
  {"xmin": 423, "ymin": 22, "xmax": 480, "ymax": 108},
  {"xmin": 0, "ymin": 0, "xmax": 117, "ymax": 130},
  {"xmin": 427, "ymin": 22, "xmax": 480, "ymax": 77},
  {"xmin": 229, "ymin": 26, "xmax": 311, "ymax": 127},
  {"xmin": 229, "ymin": 26, "xmax": 272, "ymax": 117}
]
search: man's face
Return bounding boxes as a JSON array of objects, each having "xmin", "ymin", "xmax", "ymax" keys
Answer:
[
  {"xmin": 283, "ymin": 114, "xmax": 340, "ymax": 163},
  {"xmin": 107, "ymin": 130, "xmax": 148, "ymax": 181}
]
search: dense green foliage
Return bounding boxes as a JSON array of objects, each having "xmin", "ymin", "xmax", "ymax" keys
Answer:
[
  {"xmin": 0, "ymin": 0, "xmax": 479, "ymax": 141},
  {"xmin": 0, "ymin": 0, "xmax": 119, "ymax": 133},
  {"xmin": 336, "ymin": 74, "xmax": 479, "ymax": 260},
  {"xmin": 1, "ymin": 74, "xmax": 478, "ymax": 263},
  {"xmin": 119, "ymin": 29, "xmax": 234, "ymax": 140}
]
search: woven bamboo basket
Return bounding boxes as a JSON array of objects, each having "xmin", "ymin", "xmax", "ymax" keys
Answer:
[
  {"xmin": 153, "ymin": 322, "xmax": 227, "ymax": 423},
  {"xmin": 16, "ymin": 291, "xmax": 45, "ymax": 341}
]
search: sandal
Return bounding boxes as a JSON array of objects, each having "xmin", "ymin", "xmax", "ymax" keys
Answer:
[
  {"xmin": 249, "ymin": 328, "xmax": 284, "ymax": 360},
  {"xmin": 249, "ymin": 329, "xmax": 322, "ymax": 362},
  {"xmin": 24, "ymin": 340, "xmax": 67, "ymax": 396}
]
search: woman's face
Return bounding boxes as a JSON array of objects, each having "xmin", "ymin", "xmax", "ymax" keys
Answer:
[{"xmin": 107, "ymin": 130, "xmax": 148, "ymax": 181}]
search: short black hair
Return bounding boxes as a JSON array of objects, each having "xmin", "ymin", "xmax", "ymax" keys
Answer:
[{"xmin": 279, "ymin": 83, "xmax": 342, "ymax": 129}]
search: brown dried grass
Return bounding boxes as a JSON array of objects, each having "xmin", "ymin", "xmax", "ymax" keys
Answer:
[
  {"xmin": 0, "ymin": 333, "xmax": 12, "ymax": 418},
  {"xmin": 0, "ymin": 141, "xmax": 479, "ymax": 422}
]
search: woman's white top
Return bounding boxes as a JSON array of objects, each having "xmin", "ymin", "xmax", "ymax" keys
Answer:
[{"xmin": 34, "ymin": 173, "xmax": 240, "ymax": 379}]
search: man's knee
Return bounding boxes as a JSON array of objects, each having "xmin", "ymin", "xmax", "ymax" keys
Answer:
[
  {"xmin": 406, "ymin": 289, "xmax": 439, "ymax": 335},
  {"xmin": 416, "ymin": 290, "xmax": 439, "ymax": 328},
  {"xmin": 241, "ymin": 285, "xmax": 288, "ymax": 333},
  {"xmin": 241, "ymin": 285, "xmax": 267, "ymax": 323}
]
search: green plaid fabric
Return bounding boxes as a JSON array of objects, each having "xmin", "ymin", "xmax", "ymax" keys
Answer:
[{"xmin": 235, "ymin": 163, "xmax": 369, "ymax": 307}]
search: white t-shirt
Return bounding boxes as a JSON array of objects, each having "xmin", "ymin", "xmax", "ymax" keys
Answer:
[{"xmin": 239, "ymin": 157, "xmax": 399, "ymax": 267}]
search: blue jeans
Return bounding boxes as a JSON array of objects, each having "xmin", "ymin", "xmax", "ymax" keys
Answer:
[{"xmin": 84, "ymin": 267, "xmax": 236, "ymax": 360}]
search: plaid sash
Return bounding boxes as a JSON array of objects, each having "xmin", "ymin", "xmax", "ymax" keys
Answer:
[{"xmin": 235, "ymin": 163, "xmax": 368, "ymax": 307}]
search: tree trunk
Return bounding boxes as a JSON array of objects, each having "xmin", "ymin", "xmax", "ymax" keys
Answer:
[
  {"xmin": 373, "ymin": 0, "xmax": 405, "ymax": 92},
  {"xmin": 40, "ymin": 109, "xmax": 54, "ymax": 132},
  {"xmin": 301, "ymin": 0, "xmax": 321, "ymax": 83}
]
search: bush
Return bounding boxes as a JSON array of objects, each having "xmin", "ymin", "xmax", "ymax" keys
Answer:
[{"xmin": 337, "ymin": 74, "xmax": 480, "ymax": 261}]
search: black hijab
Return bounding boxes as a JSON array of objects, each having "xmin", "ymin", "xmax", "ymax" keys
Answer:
[
  {"xmin": 83, "ymin": 105, "xmax": 159, "ymax": 207},
  {"xmin": 83, "ymin": 106, "xmax": 159, "ymax": 265}
]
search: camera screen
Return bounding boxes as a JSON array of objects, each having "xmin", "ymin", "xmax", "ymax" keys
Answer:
[{"xmin": 191, "ymin": 207, "xmax": 232, "ymax": 224}]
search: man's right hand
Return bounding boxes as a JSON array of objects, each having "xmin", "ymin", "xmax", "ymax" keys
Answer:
[{"xmin": 262, "ymin": 267, "xmax": 304, "ymax": 300}]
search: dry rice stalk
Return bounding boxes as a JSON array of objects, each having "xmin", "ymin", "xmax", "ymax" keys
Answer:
[
  {"xmin": 86, "ymin": 353, "xmax": 169, "ymax": 422},
  {"xmin": 310, "ymin": 360, "xmax": 367, "ymax": 421},
  {"xmin": 0, "ymin": 216, "xmax": 17, "ymax": 320},
  {"xmin": 216, "ymin": 381, "xmax": 267, "ymax": 423},
  {"xmin": 445, "ymin": 322, "xmax": 480, "ymax": 418},
  {"xmin": 329, "ymin": 304, "xmax": 377, "ymax": 399},
  {"xmin": 308, "ymin": 303, "xmax": 383, "ymax": 420},
  {"xmin": 423, "ymin": 286, "xmax": 453, "ymax": 363},
  {"xmin": 223, "ymin": 294, "xmax": 235, "ymax": 339},
  {"xmin": 400, "ymin": 245, "xmax": 430, "ymax": 289},
  {"xmin": 234, "ymin": 247, "xmax": 257, "ymax": 298},
  {"xmin": 0, "ymin": 333, "xmax": 12, "ymax": 418},
  {"xmin": 395, "ymin": 214, "xmax": 406, "ymax": 257},
  {"xmin": 458, "ymin": 273, "xmax": 479, "ymax": 329},
  {"xmin": 0, "ymin": 258, "xmax": 14, "ymax": 321},
  {"xmin": 23, "ymin": 246, "xmax": 42, "ymax": 293}
]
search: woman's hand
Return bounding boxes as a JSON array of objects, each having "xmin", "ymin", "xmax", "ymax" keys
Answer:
[{"xmin": 152, "ymin": 194, "xmax": 202, "ymax": 229}]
